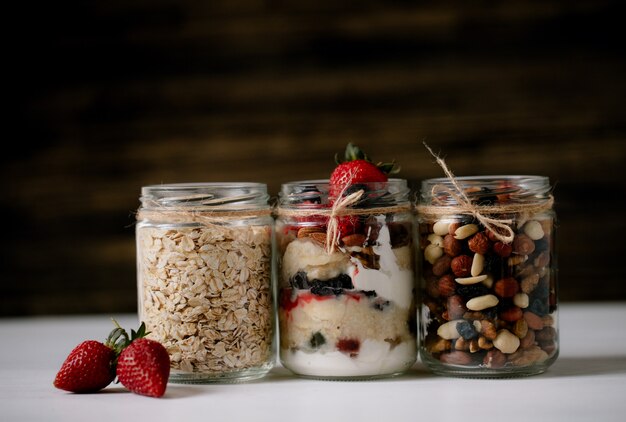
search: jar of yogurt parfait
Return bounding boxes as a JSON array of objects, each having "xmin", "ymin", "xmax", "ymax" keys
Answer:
[
  {"xmin": 417, "ymin": 175, "xmax": 558, "ymax": 377},
  {"xmin": 136, "ymin": 183, "xmax": 274, "ymax": 383},
  {"xmin": 275, "ymin": 179, "xmax": 417, "ymax": 379}
]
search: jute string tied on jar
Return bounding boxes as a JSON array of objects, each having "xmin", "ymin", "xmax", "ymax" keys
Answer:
[
  {"xmin": 136, "ymin": 207, "xmax": 273, "ymax": 225},
  {"xmin": 417, "ymin": 144, "xmax": 554, "ymax": 244},
  {"xmin": 275, "ymin": 176, "xmax": 412, "ymax": 254}
]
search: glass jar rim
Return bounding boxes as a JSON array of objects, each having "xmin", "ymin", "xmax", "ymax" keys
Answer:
[
  {"xmin": 420, "ymin": 175, "xmax": 552, "ymax": 205},
  {"xmin": 140, "ymin": 182, "xmax": 270, "ymax": 210},
  {"xmin": 279, "ymin": 178, "xmax": 410, "ymax": 207}
]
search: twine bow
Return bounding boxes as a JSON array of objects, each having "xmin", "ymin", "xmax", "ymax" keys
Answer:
[
  {"xmin": 325, "ymin": 188, "xmax": 364, "ymax": 253},
  {"xmin": 421, "ymin": 143, "xmax": 517, "ymax": 243}
]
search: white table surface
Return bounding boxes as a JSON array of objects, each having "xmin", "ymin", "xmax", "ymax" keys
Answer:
[{"xmin": 1, "ymin": 302, "xmax": 625, "ymax": 422}]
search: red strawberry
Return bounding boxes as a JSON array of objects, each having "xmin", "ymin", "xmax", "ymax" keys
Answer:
[
  {"xmin": 329, "ymin": 143, "xmax": 398, "ymax": 200},
  {"xmin": 53, "ymin": 340, "xmax": 116, "ymax": 393},
  {"xmin": 53, "ymin": 321, "xmax": 170, "ymax": 398},
  {"xmin": 337, "ymin": 215, "xmax": 361, "ymax": 237},
  {"xmin": 116, "ymin": 338, "xmax": 170, "ymax": 398}
]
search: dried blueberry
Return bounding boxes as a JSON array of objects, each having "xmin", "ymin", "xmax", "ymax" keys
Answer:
[
  {"xmin": 361, "ymin": 290, "xmax": 377, "ymax": 298},
  {"xmin": 309, "ymin": 274, "xmax": 354, "ymax": 296},
  {"xmin": 456, "ymin": 284, "xmax": 490, "ymax": 299},
  {"xmin": 456, "ymin": 320, "xmax": 479, "ymax": 340},
  {"xmin": 372, "ymin": 299, "xmax": 390, "ymax": 311},
  {"xmin": 289, "ymin": 271, "xmax": 309, "ymax": 289},
  {"xmin": 528, "ymin": 298, "xmax": 549, "ymax": 316},
  {"xmin": 309, "ymin": 332, "xmax": 326, "ymax": 349},
  {"xmin": 310, "ymin": 285, "xmax": 343, "ymax": 296}
]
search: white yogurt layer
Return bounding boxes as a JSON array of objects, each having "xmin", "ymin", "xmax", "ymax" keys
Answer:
[
  {"xmin": 281, "ymin": 339, "xmax": 416, "ymax": 377},
  {"xmin": 349, "ymin": 218, "xmax": 414, "ymax": 309}
]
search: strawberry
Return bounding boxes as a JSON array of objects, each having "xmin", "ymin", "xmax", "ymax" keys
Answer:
[
  {"xmin": 53, "ymin": 340, "xmax": 116, "ymax": 393},
  {"xmin": 337, "ymin": 215, "xmax": 361, "ymax": 238},
  {"xmin": 116, "ymin": 338, "xmax": 170, "ymax": 398},
  {"xmin": 53, "ymin": 321, "xmax": 170, "ymax": 398},
  {"xmin": 329, "ymin": 143, "xmax": 399, "ymax": 201}
]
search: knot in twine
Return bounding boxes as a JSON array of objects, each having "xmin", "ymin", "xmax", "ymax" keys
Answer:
[
  {"xmin": 324, "ymin": 188, "xmax": 364, "ymax": 253},
  {"xmin": 418, "ymin": 143, "xmax": 554, "ymax": 244},
  {"xmin": 274, "ymin": 173, "xmax": 412, "ymax": 254}
]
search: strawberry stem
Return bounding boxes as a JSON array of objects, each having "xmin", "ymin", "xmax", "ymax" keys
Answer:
[{"xmin": 334, "ymin": 143, "xmax": 400, "ymax": 175}]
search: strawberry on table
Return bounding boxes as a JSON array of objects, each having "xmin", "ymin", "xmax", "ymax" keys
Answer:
[
  {"xmin": 116, "ymin": 338, "xmax": 170, "ymax": 398},
  {"xmin": 53, "ymin": 340, "xmax": 116, "ymax": 393},
  {"xmin": 53, "ymin": 321, "xmax": 170, "ymax": 397}
]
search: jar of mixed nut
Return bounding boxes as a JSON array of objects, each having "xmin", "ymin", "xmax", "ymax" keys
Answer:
[
  {"xmin": 136, "ymin": 183, "xmax": 274, "ymax": 383},
  {"xmin": 417, "ymin": 176, "xmax": 558, "ymax": 377},
  {"xmin": 275, "ymin": 179, "xmax": 417, "ymax": 379}
]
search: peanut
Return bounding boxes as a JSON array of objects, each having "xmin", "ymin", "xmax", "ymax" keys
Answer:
[
  {"xmin": 454, "ymin": 223, "xmax": 479, "ymax": 240},
  {"xmin": 493, "ymin": 329, "xmax": 521, "ymax": 354},
  {"xmin": 471, "ymin": 253, "xmax": 484, "ymax": 277},
  {"xmin": 466, "ymin": 294, "xmax": 499, "ymax": 311}
]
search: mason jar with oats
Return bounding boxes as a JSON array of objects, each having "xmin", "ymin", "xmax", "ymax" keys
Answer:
[
  {"xmin": 417, "ymin": 175, "xmax": 558, "ymax": 378},
  {"xmin": 136, "ymin": 183, "xmax": 274, "ymax": 383}
]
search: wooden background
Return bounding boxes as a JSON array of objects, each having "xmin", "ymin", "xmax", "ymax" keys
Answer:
[{"xmin": 3, "ymin": 0, "xmax": 625, "ymax": 315}]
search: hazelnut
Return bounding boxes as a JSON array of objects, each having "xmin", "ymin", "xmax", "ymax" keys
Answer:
[
  {"xmin": 493, "ymin": 241, "xmax": 513, "ymax": 257},
  {"xmin": 486, "ymin": 226, "xmax": 511, "ymax": 242},
  {"xmin": 513, "ymin": 234, "xmax": 536, "ymax": 255},
  {"xmin": 468, "ymin": 232, "xmax": 491, "ymax": 254},
  {"xmin": 440, "ymin": 351, "xmax": 472, "ymax": 365},
  {"xmin": 437, "ymin": 274, "xmax": 457, "ymax": 297},
  {"xmin": 536, "ymin": 326, "xmax": 557, "ymax": 343},
  {"xmin": 494, "ymin": 277, "xmax": 520, "ymax": 298},
  {"xmin": 483, "ymin": 350, "xmax": 507, "ymax": 368},
  {"xmin": 523, "ymin": 311, "xmax": 544, "ymax": 330},
  {"xmin": 448, "ymin": 222, "xmax": 462, "ymax": 236},
  {"xmin": 533, "ymin": 250, "xmax": 551, "ymax": 268},
  {"xmin": 442, "ymin": 234, "xmax": 462, "ymax": 257},
  {"xmin": 451, "ymin": 255, "xmax": 473, "ymax": 277},
  {"xmin": 520, "ymin": 329, "xmax": 536, "ymax": 349},
  {"xmin": 432, "ymin": 255, "xmax": 452, "ymax": 276},
  {"xmin": 499, "ymin": 306, "xmax": 523, "ymax": 322},
  {"xmin": 447, "ymin": 295, "xmax": 467, "ymax": 319}
]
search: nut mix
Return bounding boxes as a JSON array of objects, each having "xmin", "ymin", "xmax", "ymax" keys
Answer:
[
  {"xmin": 420, "ymin": 217, "xmax": 556, "ymax": 370},
  {"xmin": 417, "ymin": 175, "xmax": 558, "ymax": 376}
]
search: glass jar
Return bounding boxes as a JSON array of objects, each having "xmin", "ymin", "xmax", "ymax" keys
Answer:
[
  {"xmin": 275, "ymin": 179, "xmax": 417, "ymax": 380},
  {"xmin": 136, "ymin": 183, "xmax": 274, "ymax": 383},
  {"xmin": 417, "ymin": 176, "xmax": 558, "ymax": 377}
]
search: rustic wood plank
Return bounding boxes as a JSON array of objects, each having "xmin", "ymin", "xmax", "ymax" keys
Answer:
[{"xmin": 3, "ymin": 0, "xmax": 624, "ymax": 314}]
